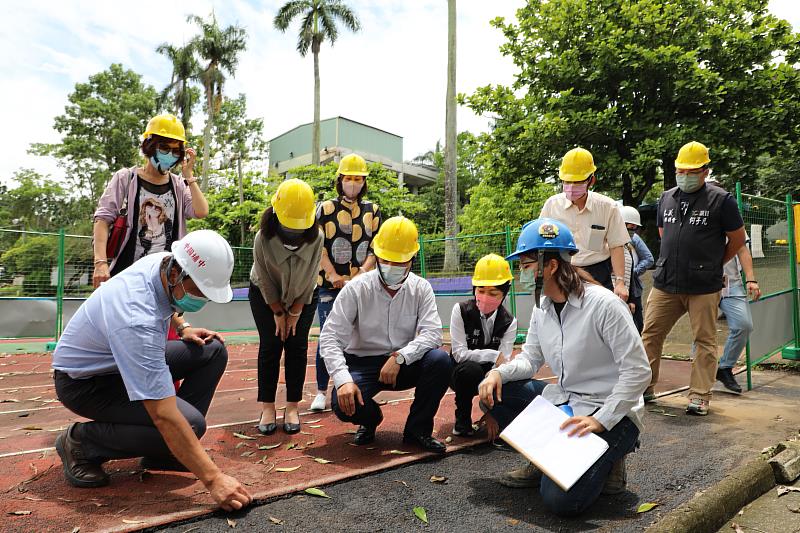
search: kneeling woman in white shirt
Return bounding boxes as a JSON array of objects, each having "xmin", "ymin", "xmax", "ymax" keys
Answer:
[
  {"xmin": 449, "ymin": 254, "xmax": 517, "ymax": 437},
  {"xmin": 479, "ymin": 218, "xmax": 651, "ymax": 517}
]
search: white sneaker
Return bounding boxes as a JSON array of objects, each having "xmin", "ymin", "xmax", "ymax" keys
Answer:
[{"xmin": 310, "ymin": 392, "xmax": 327, "ymax": 411}]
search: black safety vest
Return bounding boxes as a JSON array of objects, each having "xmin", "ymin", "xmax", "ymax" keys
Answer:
[
  {"xmin": 459, "ymin": 300, "xmax": 514, "ymax": 350},
  {"xmin": 653, "ymin": 184, "xmax": 730, "ymax": 295}
]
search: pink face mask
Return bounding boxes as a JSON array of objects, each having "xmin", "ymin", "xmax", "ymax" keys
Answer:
[
  {"xmin": 342, "ymin": 181, "xmax": 363, "ymax": 200},
  {"xmin": 563, "ymin": 182, "xmax": 589, "ymax": 202},
  {"xmin": 475, "ymin": 293, "xmax": 504, "ymax": 315}
]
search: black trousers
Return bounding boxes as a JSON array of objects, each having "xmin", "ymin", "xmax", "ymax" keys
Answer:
[
  {"xmin": 450, "ymin": 360, "xmax": 494, "ymax": 422},
  {"xmin": 54, "ymin": 339, "xmax": 228, "ymax": 463},
  {"xmin": 580, "ymin": 258, "xmax": 613, "ymax": 291},
  {"xmin": 249, "ymin": 282, "xmax": 318, "ymax": 403},
  {"xmin": 331, "ymin": 350, "xmax": 453, "ymax": 437}
]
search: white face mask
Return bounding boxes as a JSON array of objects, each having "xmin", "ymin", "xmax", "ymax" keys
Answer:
[{"xmin": 378, "ymin": 263, "xmax": 408, "ymax": 289}]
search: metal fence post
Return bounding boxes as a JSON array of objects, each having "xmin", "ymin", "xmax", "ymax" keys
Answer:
[
  {"xmin": 504, "ymin": 225, "xmax": 517, "ymax": 317},
  {"xmin": 55, "ymin": 228, "xmax": 66, "ymax": 341},
  {"xmin": 785, "ymin": 194, "xmax": 800, "ymax": 361},
  {"xmin": 418, "ymin": 235, "xmax": 427, "ymax": 279}
]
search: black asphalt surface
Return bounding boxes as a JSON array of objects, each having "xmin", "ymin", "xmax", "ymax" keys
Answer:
[{"xmin": 154, "ymin": 371, "xmax": 800, "ymax": 533}]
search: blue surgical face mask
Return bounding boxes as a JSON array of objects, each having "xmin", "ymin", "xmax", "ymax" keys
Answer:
[
  {"xmin": 150, "ymin": 151, "xmax": 180, "ymax": 174},
  {"xmin": 520, "ymin": 268, "xmax": 537, "ymax": 291},
  {"xmin": 676, "ymin": 173, "xmax": 703, "ymax": 193},
  {"xmin": 378, "ymin": 263, "xmax": 409, "ymax": 289},
  {"xmin": 174, "ymin": 282, "xmax": 208, "ymax": 313}
]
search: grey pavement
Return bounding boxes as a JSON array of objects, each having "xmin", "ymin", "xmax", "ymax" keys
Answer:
[{"xmin": 154, "ymin": 370, "xmax": 800, "ymax": 533}]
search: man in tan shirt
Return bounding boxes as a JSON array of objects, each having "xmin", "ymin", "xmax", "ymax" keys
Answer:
[{"xmin": 539, "ymin": 148, "xmax": 630, "ymax": 301}]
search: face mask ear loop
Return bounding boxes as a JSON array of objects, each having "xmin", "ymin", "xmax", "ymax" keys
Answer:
[
  {"xmin": 535, "ymin": 250, "xmax": 545, "ymax": 308},
  {"xmin": 164, "ymin": 257, "xmax": 188, "ymax": 314}
]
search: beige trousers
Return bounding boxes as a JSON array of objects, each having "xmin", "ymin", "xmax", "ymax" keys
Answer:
[{"xmin": 641, "ymin": 287, "xmax": 721, "ymax": 401}]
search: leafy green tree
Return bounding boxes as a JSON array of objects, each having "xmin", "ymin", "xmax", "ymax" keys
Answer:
[
  {"xmin": 274, "ymin": 0, "xmax": 361, "ymax": 165},
  {"xmin": 30, "ymin": 64, "xmax": 158, "ymax": 203},
  {"xmin": 755, "ymin": 150, "xmax": 800, "ymax": 201},
  {"xmin": 188, "ymin": 171, "xmax": 268, "ymax": 248},
  {"xmin": 156, "ymin": 42, "xmax": 201, "ymax": 131},
  {"xmin": 462, "ymin": 0, "xmax": 800, "ymax": 205},
  {"xmin": 209, "ymin": 94, "xmax": 268, "ymax": 243},
  {"xmin": 188, "ymin": 13, "xmax": 248, "ymax": 191}
]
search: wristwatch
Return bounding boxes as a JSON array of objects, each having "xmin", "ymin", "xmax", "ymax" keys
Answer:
[
  {"xmin": 176, "ymin": 322, "xmax": 191, "ymax": 337},
  {"xmin": 395, "ymin": 353, "xmax": 405, "ymax": 365}
]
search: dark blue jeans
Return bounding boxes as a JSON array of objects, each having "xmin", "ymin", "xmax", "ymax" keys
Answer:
[
  {"xmin": 331, "ymin": 349, "xmax": 452, "ymax": 437},
  {"xmin": 488, "ymin": 379, "xmax": 640, "ymax": 517},
  {"xmin": 315, "ymin": 287, "xmax": 339, "ymax": 391}
]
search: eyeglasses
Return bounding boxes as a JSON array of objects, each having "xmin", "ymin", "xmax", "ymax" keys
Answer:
[{"xmin": 157, "ymin": 143, "xmax": 183, "ymax": 157}]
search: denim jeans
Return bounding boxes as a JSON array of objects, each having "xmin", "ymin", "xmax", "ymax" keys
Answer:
[
  {"xmin": 331, "ymin": 349, "xmax": 452, "ymax": 437},
  {"xmin": 487, "ymin": 379, "xmax": 640, "ymax": 517},
  {"xmin": 314, "ymin": 287, "xmax": 339, "ymax": 391},
  {"xmin": 718, "ymin": 284, "xmax": 753, "ymax": 369}
]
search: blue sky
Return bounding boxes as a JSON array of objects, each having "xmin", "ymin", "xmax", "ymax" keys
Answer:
[{"xmin": 1, "ymin": 0, "xmax": 799, "ymax": 185}]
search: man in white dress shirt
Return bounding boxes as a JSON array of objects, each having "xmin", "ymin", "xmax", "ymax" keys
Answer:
[{"xmin": 320, "ymin": 217, "xmax": 452, "ymax": 453}]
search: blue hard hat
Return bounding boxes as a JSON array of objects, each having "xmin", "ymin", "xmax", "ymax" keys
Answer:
[{"xmin": 506, "ymin": 218, "xmax": 579, "ymax": 260}]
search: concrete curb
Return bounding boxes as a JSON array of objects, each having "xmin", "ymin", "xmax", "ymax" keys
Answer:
[{"xmin": 645, "ymin": 454, "xmax": 776, "ymax": 533}]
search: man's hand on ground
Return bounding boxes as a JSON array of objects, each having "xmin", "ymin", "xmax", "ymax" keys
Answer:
[
  {"xmin": 336, "ymin": 383, "xmax": 364, "ymax": 416},
  {"xmin": 207, "ymin": 472, "xmax": 252, "ymax": 512}
]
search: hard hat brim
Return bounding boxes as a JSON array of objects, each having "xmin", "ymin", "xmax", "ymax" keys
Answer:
[
  {"xmin": 674, "ymin": 160, "xmax": 709, "ymax": 170},
  {"xmin": 171, "ymin": 254, "xmax": 233, "ymax": 304},
  {"xmin": 471, "ymin": 277, "xmax": 513, "ymax": 286},
  {"xmin": 340, "ymin": 171, "xmax": 369, "ymax": 177},
  {"xmin": 559, "ymin": 169, "xmax": 596, "ymax": 182},
  {"xmin": 373, "ymin": 243, "xmax": 419, "ymax": 263},
  {"xmin": 275, "ymin": 212, "xmax": 316, "ymax": 230},
  {"xmin": 144, "ymin": 131, "xmax": 187, "ymax": 143}
]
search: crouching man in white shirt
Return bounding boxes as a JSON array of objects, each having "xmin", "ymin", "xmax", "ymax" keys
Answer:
[{"xmin": 320, "ymin": 217, "xmax": 452, "ymax": 453}]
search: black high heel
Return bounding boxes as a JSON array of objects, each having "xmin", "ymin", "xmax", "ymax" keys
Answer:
[
  {"xmin": 258, "ymin": 410, "xmax": 277, "ymax": 435},
  {"xmin": 283, "ymin": 408, "xmax": 301, "ymax": 434}
]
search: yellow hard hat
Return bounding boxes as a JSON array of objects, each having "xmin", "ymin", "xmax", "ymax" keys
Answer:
[
  {"xmin": 143, "ymin": 114, "xmax": 187, "ymax": 143},
  {"xmin": 675, "ymin": 141, "xmax": 710, "ymax": 170},
  {"xmin": 271, "ymin": 178, "xmax": 316, "ymax": 230},
  {"xmin": 337, "ymin": 154, "xmax": 369, "ymax": 176},
  {"xmin": 472, "ymin": 254, "xmax": 513, "ymax": 286},
  {"xmin": 559, "ymin": 147, "xmax": 597, "ymax": 182},
  {"xmin": 372, "ymin": 216, "xmax": 420, "ymax": 263}
]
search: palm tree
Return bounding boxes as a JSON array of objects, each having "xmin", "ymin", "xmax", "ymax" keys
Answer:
[
  {"xmin": 443, "ymin": 0, "xmax": 459, "ymax": 271},
  {"xmin": 274, "ymin": 1, "xmax": 360, "ymax": 165},
  {"xmin": 155, "ymin": 43, "xmax": 200, "ymax": 131},
  {"xmin": 188, "ymin": 13, "xmax": 248, "ymax": 190}
]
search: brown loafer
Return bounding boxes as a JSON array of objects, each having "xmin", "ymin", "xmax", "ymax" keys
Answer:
[{"xmin": 54, "ymin": 423, "xmax": 109, "ymax": 488}]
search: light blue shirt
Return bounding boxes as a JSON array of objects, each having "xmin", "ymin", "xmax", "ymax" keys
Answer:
[{"xmin": 52, "ymin": 252, "xmax": 175, "ymax": 401}]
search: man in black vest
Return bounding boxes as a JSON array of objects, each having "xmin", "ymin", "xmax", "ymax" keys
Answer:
[
  {"xmin": 448, "ymin": 254, "xmax": 518, "ymax": 436},
  {"xmin": 641, "ymin": 142, "xmax": 746, "ymax": 416}
]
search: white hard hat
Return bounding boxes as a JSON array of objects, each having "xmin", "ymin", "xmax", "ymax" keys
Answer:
[
  {"xmin": 171, "ymin": 230, "xmax": 234, "ymax": 303},
  {"xmin": 620, "ymin": 206, "xmax": 642, "ymax": 227}
]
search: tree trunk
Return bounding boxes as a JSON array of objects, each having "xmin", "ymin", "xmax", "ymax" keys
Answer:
[
  {"xmin": 201, "ymin": 89, "xmax": 213, "ymax": 191},
  {"xmin": 443, "ymin": 0, "xmax": 459, "ymax": 273},
  {"xmin": 237, "ymin": 153, "xmax": 245, "ymax": 246},
  {"xmin": 312, "ymin": 49, "xmax": 321, "ymax": 165},
  {"xmin": 663, "ymin": 156, "xmax": 677, "ymax": 191}
]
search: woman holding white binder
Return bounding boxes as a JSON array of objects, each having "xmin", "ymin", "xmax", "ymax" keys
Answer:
[{"xmin": 478, "ymin": 217, "xmax": 651, "ymax": 517}]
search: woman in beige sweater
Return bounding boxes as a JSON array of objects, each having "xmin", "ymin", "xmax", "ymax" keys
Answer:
[{"xmin": 249, "ymin": 179, "xmax": 323, "ymax": 435}]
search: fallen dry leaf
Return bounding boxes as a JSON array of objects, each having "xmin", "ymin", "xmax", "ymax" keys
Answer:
[
  {"xmin": 240, "ymin": 451, "xmax": 256, "ymax": 458},
  {"xmin": 286, "ymin": 443, "xmax": 297, "ymax": 450},
  {"xmin": 304, "ymin": 419, "xmax": 321, "ymax": 424},
  {"xmin": 122, "ymin": 518, "xmax": 146, "ymax": 524},
  {"xmin": 777, "ymin": 485, "xmax": 800, "ymax": 496},
  {"xmin": 388, "ymin": 449, "xmax": 410, "ymax": 455},
  {"xmin": 636, "ymin": 502, "xmax": 658, "ymax": 513},
  {"xmin": 506, "ymin": 518, "xmax": 520, "ymax": 526},
  {"xmin": 304, "ymin": 487, "xmax": 330, "ymax": 498},
  {"xmin": 233, "ymin": 432, "xmax": 256, "ymax": 440},
  {"xmin": 227, "ymin": 517, "xmax": 237, "ymax": 528},
  {"xmin": 259, "ymin": 443, "xmax": 282, "ymax": 450},
  {"xmin": 429, "ymin": 475, "xmax": 447, "ymax": 484},
  {"xmin": 275, "ymin": 466, "xmax": 301, "ymax": 473},
  {"xmin": 731, "ymin": 523, "xmax": 744, "ymax": 533},
  {"xmin": 314, "ymin": 457, "xmax": 333, "ymax": 464},
  {"xmin": 268, "ymin": 516, "xmax": 283, "ymax": 525},
  {"xmin": 71, "ymin": 527, "xmax": 80, "ymax": 533},
  {"xmin": 308, "ymin": 424, "xmax": 324, "ymax": 428},
  {"xmin": 8, "ymin": 510, "xmax": 32, "ymax": 515}
]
